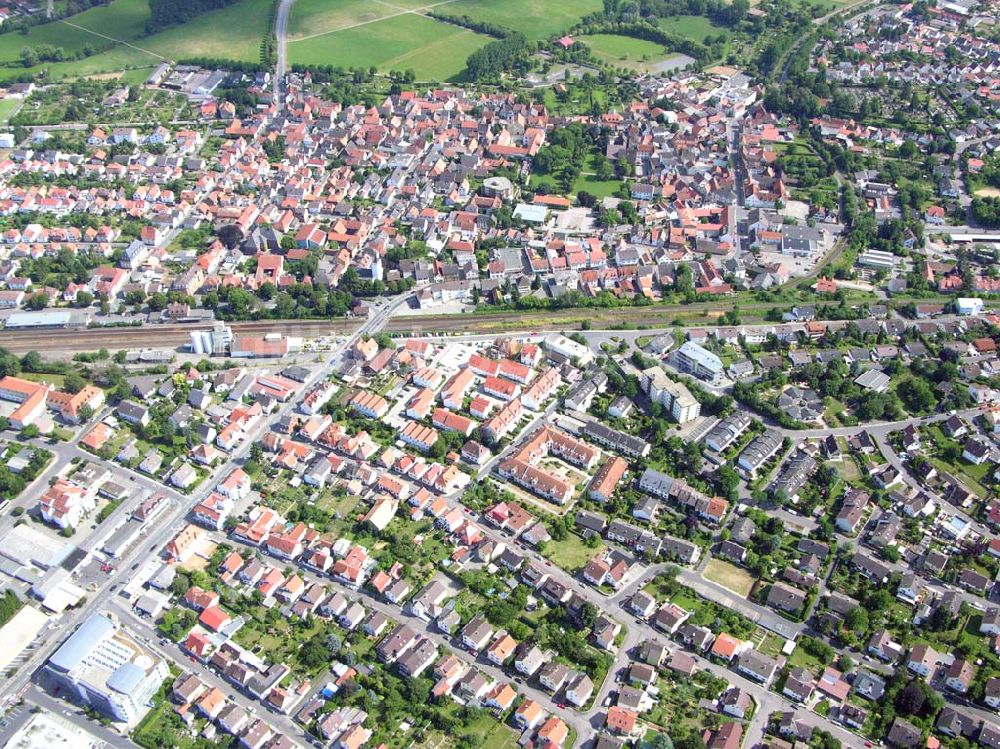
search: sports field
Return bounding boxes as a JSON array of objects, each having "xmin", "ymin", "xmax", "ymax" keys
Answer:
[
  {"xmin": 579, "ymin": 33, "xmax": 674, "ymax": 71},
  {"xmin": 430, "ymin": 0, "xmax": 603, "ymax": 39},
  {"xmin": 288, "ymin": 13, "xmax": 490, "ymax": 81}
]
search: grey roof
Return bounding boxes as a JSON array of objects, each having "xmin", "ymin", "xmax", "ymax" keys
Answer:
[
  {"xmin": 107, "ymin": 662, "xmax": 146, "ymax": 695},
  {"xmin": 49, "ymin": 614, "xmax": 114, "ymax": 673}
]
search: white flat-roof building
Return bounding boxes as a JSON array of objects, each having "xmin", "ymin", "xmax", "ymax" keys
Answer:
[
  {"xmin": 543, "ymin": 334, "xmax": 594, "ymax": 367},
  {"xmin": 671, "ymin": 341, "xmax": 724, "ymax": 384},
  {"xmin": 956, "ymin": 298, "xmax": 984, "ymax": 316},
  {"xmin": 46, "ymin": 613, "xmax": 168, "ymax": 724}
]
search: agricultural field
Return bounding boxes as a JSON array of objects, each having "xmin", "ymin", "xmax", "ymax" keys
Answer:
[
  {"xmin": 658, "ymin": 14, "xmax": 728, "ymax": 42},
  {"xmin": 140, "ymin": 0, "xmax": 272, "ymax": 62},
  {"xmin": 578, "ymin": 33, "xmax": 676, "ymax": 72},
  {"xmin": 0, "ymin": 0, "xmax": 149, "ymax": 65},
  {"xmin": 286, "ymin": 0, "xmax": 429, "ymax": 40},
  {"xmin": 437, "ymin": 0, "xmax": 604, "ymax": 40},
  {"xmin": 0, "ymin": 0, "xmax": 269, "ymax": 84},
  {"xmin": 288, "ymin": 13, "xmax": 490, "ymax": 81}
]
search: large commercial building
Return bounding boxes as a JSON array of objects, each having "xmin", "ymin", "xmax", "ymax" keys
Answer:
[
  {"xmin": 671, "ymin": 342, "xmax": 724, "ymax": 384},
  {"xmin": 45, "ymin": 613, "xmax": 169, "ymax": 724}
]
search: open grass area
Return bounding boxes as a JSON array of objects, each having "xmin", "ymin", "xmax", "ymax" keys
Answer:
[
  {"xmin": 657, "ymin": 14, "xmax": 727, "ymax": 42},
  {"xmin": 578, "ymin": 33, "xmax": 675, "ymax": 71},
  {"xmin": 829, "ymin": 457, "xmax": 861, "ymax": 484},
  {"xmin": 288, "ymin": 13, "xmax": 490, "ymax": 81},
  {"xmin": 543, "ymin": 532, "xmax": 602, "ymax": 574},
  {"xmin": 441, "ymin": 0, "xmax": 604, "ymax": 40},
  {"xmin": 702, "ymin": 557, "xmax": 756, "ymax": 597}
]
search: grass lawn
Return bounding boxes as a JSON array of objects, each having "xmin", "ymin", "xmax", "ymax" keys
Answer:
[
  {"xmin": 288, "ymin": 14, "xmax": 490, "ymax": 81},
  {"xmin": 828, "ymin": 457, "xmax": 861, "ymax": 484},
  {"xmin": 786, "ymin": 642, "xmax": 825, "ymax": 674},
  {"xmin": 19, "ymin": 372, "xmax": 66, "ymax": 388},
  {"xmin": 658, "ymin": 14, "xmax": 727, "ymax": 42},
  {"xmin": 571, "ymin": 171, "xmax": 622, "ymax": 199},
  {"xmin": 543, "ymin": 532, "xmax": 602, "ymax": 574},
  {"xmin": 0, "ymin": 97, "xmax": 21, "ymax": 123},
  {"xmin": 315, "ymin": 491, "xmax": 361, "ymax": 519},
  {"xmin": 578, "ymin": 33, "xmax": 675, "ymax": 71},
  {"xmin": 702, "ymin": 558, "xmax": 756, "ymax": 598},
  {"xmin": 758, "ymin": 630, "xmax": 787, "ymax": 658},
  {"xmin": 473, "ymin": 719, "xmax": 520, "ymax": 749},
  {"xmin": 440, "ymin": 0, "xmax": 604, "ymax": 40},
  {"xmin": 924, "ymin": 425, "xmax": 990, "ymax": 497},
  {"xmin": 61, "ymin": 0, "xmax": 151, "ymax": 40},
  {"xmin": 823, "ymin": 396, "xmax": 846, "ymax": 426}
]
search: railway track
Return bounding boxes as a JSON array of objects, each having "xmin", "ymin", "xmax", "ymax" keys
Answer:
[{"xmin": 1, "ymin": 293, "xmax": 984, "ymax": 355}]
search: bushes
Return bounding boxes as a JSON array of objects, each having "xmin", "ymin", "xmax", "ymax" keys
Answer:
[{"xmin": 972, "ymin": 196, "xmax": 1000, "ymax": 228}]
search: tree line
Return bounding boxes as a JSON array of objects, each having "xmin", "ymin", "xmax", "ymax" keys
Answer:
[{"xmin": 425, "ymin": 11, "xmax": 514, "ymax": 39}]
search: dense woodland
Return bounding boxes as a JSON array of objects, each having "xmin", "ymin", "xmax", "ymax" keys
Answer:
[{"xmin": 146, "ymin": 0, "xmax": 241, "ymax": 32}]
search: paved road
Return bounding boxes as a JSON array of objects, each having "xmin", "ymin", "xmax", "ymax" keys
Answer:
[
  {"xmin": 274, "ymin": 0, "xmax": 293, "ymax": 103},
  {"xmin": 0, "ymin": 293, "xmax": 410, "ymax": 720},
  {"xmin": 0, "ymin": 683, "xmax": 135, "ymax": 749}
]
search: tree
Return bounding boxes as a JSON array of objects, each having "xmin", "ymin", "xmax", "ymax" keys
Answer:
[
  {"xmin": 595, "ymin": 156, "xmax": 615, "ymax": 181},
  {"xmin": 19, "ymin": 351, "xmax": 42, "ymax": 373},
  {"xmin": 844, "ymin": 605, "xmax": 868, "ymax": 634},
  {"xmin": 64, "ymin": 372, "xmax": 87, "ymax": 394},
  {"xmin": 643, "ymin": 735, "xmax": 674, "ymax": 749},
  {"xmin": 147, "ymin": 292, "xmax": 168, "ymax": 311},
  {"xmin": 216, "ymin": 224, "xmax": 243, "ymax": 250},
  {"xmin": 674, "ymin": 732, "xmax": 707, "ymax": 749},
  {"xmin": 298, "ymin": 633, "xmax": 329, "ymax": 670},
  {"xmin": 21, "ymin": 424, "xmax": 39, "ymax": 439},
  {"xmin": 25, "ymin": 293, "xmax": 48, "ymax": 311},
  {"xmin": 579, "ymin": 602, "xmax": 598, "ymax": 629},
  {"xmin": 896, "ymin": 680, "xmax": 928, "ymax": 716}
]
